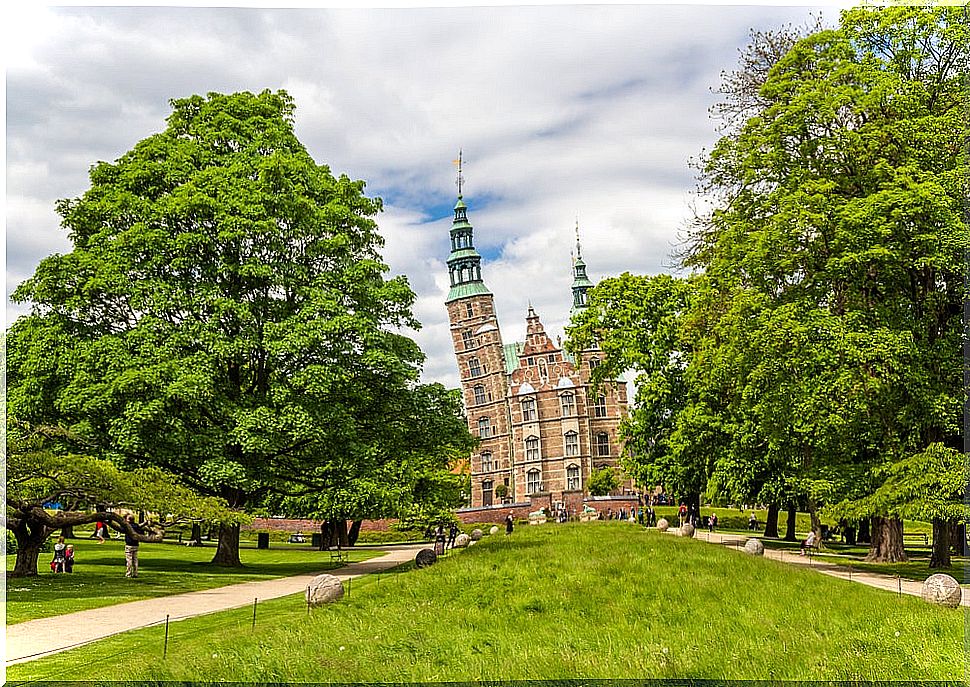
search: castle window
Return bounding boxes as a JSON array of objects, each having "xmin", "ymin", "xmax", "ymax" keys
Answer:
[
  {"xmin": 481, "ymin": 451, "xmax": 494, "ymax": 472},
  {"xmin": 462, "ymin": 330, "xmax": 474, "ymax": 349},
  {"xmin": 473, "ymin": 385, "xmax": 486, "ymax": 405},
  {"xmin": 527, "ymin": 469, "xmax": 541, "ymax": 494},
  {"xmin": 525, "ymin": 436, "xmax": 539, "ymax": 461},
  {"xmin": 594, "ymin": 395, "xmax": 608, "ymax": 418},
  {"xmin": 596, "ymin": 432, "xmax": 611, "ymax": 457},
  {"xmin": 465, "ymin": 302, "xmax": 474, "ymax": 318},
  {"xmin": 521, "ymin": 398, "xmax": 537, "ymax": 422},
  {"xmin": 478, "ymin": 417, "xmax": 492, "ymax": 438},
  {"xmin": 526, "ymin": 356, "xmax": 535, "ymax": 366},
  {"xmin": 589, "ymin": 357, "xmax": 601, "ymax": 370},
  {"xmin": 468, "ymin": 357, "xmax": 482, "ymax": 377},
  {"xmin": 547, "ymin": 354, "xmax": 556, "ymax": 362},
  {"xmin": 564, "ymin": 431, "xmax": 579, "ymax": 457},
  {"xmin": 482, "ymin": 480, "xmax": 493, "ymax": 507},
  {"xmin": 560, "ymin": 392, "xmax": 575, "ymax": 417},
  {"xmin": 567, "ymin": 464, "xmax": 581, "ymax": 491}
]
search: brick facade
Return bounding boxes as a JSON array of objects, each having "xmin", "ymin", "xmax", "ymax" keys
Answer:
[{"xmin": 444, "ymin": 194, "xmax": 628, "ymax": 510}]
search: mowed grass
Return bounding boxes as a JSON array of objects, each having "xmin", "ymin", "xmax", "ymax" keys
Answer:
[
  {"xmin": 6, "ymin": 539, "xmax": 380, "ymax": 624},
  {"xmin": 8, "ymin": 522, "xmax": 959, "ymax": 682}
]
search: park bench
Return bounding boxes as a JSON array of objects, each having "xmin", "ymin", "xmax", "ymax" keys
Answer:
[
  {"xmin": 288, "ymin": 533, "xmax": 306, "ymax": 544},
  {"xmin": 903, "ymin": 532, "xmax": 929, "ymax": 546}
]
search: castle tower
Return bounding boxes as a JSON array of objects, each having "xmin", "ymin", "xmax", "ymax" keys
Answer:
[
  {"xmin": 570, "ymin": 223, "xmax": 595, "ymax": 315},
  {"xmin": 445, "ymin": 191, "xmax": 512, "ymax": 508}
]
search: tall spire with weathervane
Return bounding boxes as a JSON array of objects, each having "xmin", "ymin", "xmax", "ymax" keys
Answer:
[
  {"xmin": 571, "ymin": 219, "xmax": 595, "ymax": 314},
  {"xmin": 446, "ymin": 150, "xmax": 491, "ymax": 303}
]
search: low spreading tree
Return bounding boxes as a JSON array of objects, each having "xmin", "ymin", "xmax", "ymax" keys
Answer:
[{"xmin": 7, "ymin": 422, "xmax": 242, "ymax": 577}]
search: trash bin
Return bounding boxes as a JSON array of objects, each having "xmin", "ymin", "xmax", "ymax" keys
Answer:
[
  {"xmin": 311, "ymin": 533, "xmax": 322, "ymax": 548},
  {"xmin": 257, "ymin": 532, "xmax": 270, "ymax": 550}
]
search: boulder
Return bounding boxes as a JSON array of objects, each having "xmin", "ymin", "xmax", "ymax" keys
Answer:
[
  {"xmin": 454, "ymin": 533, "xmax": 471, "ymax": 548},
  {"xmin": 656, "ymin": 518, "xmax": 669, "ymax": 532},
  {"xmin": 470, "ymin": 528, "xmax": 484, "ymax": 541},
  {"xmin": 744, "ymin": 538, "xmax": 765, "ymax": 556},
  {"xmin": 489, "ymin": 525, "xmax": 499, "ymax": 535},
  {"xmin": 415, "ymin": 548, "xmax": 437, "ymax": 568},
  {"xmin": 306, "ymin": 574, "xmax": 344, "ymax": 606},
  {"xmin": 679, "ymin": 523, "xmax": 695, "ymax": 538},
  {"xmin": 921, "ymin": 573, "xmax": 962, "ymax": 609}
]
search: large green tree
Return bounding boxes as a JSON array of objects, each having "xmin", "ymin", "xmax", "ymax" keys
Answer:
[
  {"xmin": 688, "ymin": 7, "xmax": 968, "ymax": 561},
  {"xmin": 8, "ymin": 90, "xmax": 472, "ymax": 566}
]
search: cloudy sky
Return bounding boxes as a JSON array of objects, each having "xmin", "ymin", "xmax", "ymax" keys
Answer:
[{"xmin": 5, "ymin": 3, "xmax": 839, "ymax": 388}]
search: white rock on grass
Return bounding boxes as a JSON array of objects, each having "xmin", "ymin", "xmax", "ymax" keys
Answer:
[
  {"xmin": 921, "ymin": 573, "xmax": 962, "ymax": 608},
  {"xmin": 679, "ymin": 523, "xmax": 695, "ymax": 538},
  {"xmin": 470, "ymin": 528, "xmax": 484, "ymax": 541},
  {"xmin": 454, "ymin": 533, "xmax": 471, "ymax": 548},
  {"xmin": 744, "ymin": 538, "xmax": 765, "ymax": 556},
  {"xmin": 489, "ymin": 525, "xmax": 499, "ymax": 535},
  {"xmin": 306, "ymin": 574, "xmax": 344, "ymax": 606},
  {"xmin": 657, "ymin": 518, "xmax": 669, "ymax": 532}
]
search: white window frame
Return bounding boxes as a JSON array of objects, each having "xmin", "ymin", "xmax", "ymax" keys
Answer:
[
  {"xmin": 564, "ymin": 431, "xmax": 579, "ymax": 457},
  {"xmin": 521, "ymin": 397, "xmax": 537, "ymax": 422},
  {"xmin": 525, "ymin": 435, "xmax": 539, "ymax": 461}
]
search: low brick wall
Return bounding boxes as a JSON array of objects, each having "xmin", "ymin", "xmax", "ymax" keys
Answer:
[
  {"xmin": 455, "ymin": 503, "xmax": 533, "ymax": 524},
  {"xmin": 246, "ymin": 517, "xmax": 395, "ymax": 533}
]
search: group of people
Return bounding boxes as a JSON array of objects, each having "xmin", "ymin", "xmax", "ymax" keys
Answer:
[
  {"xmin": 50, "ymin": 514, "xmax": 146, "ymax": 578},
  {"xmin": 50, "ymin": 537, "xmax": 76, "ymax": 573}
]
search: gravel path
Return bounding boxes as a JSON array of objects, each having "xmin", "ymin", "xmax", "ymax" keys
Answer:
[{"xmin": 7, "ymin": 543, "xmax": 426, "ymax": 666}]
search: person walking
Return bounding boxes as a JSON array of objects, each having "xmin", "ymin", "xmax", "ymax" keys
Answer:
[
  {"xmin": 505, "ymin": 511, "xmax": 514, "ymax": 536},
  {"xmin": 678, "ymin": 503, "xmax": 688, "ymax": 527},
  {"xmin": 123, "ymin": 514, "xmax": 145, "ymax": 578}
]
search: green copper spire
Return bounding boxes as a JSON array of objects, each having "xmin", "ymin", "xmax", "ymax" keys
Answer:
[
  {"xmin": 446, "ymin": 154, "xmax": 491, "ymax": 303},
  {"xmin": 570, "ymin": 220, "xmax": 594, "ymax": 314}
]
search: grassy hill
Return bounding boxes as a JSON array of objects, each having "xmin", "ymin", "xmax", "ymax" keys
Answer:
[{"xmin": 8, "ymin": 522, "xmax": 959, "ymax": 682}]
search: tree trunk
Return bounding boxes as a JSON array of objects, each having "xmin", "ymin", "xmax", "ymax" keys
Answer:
[
  {"xmin": 857, "ymin": 517, "xmax": 870, "ymax": 544},
  {"xmin": 10, "ymin": 522, "xmax": 54, "ymax": 578},
  {"xmin": 948, "ymin": 520, "xmax": 965, "ymax": 556},
  {"xmin": 210, "ymin": 522, "xmax": 243, "ymax": 567},
  {"xmin": 336, "ymin": 519, "xmax": 350, "ymax": 548},
  {"xmin": 61, "ymin": 525, "xmax": 75, "ymax": 539},
  {"xmin": 190, "ymin": 523, "xmax": 202, "ymax": 545},
  {"xmin": 865, "ymin": 516, "xmax": 907, "ymax": 563},
  {"xmin": 783, "ymin": 502, "xmax": 797, "ymax": 541},
  {"xmin": 764, "ymin": 503, "xmax": 780, "ymax": 538},
  {"xmin": 929, "ymin": 518, "xmax": 951, "ymax": 569},
  {"xmin": 348, "ymin": 520, "xmax": 363, "ymax": 547}
]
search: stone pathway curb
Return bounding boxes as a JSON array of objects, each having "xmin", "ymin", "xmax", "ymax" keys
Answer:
[
  {"xmin": 680, "ymin": 529, "xmax": 969, "ymax": 606},
  {"xmin": 6, "ymin": 543, "xmax": 427, "ymax": 666}
]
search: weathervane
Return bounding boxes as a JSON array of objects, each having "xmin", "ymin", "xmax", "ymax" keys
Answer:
[{"xmin": 453, "ymin": 149, "xmax": 464, "ymax": 198}]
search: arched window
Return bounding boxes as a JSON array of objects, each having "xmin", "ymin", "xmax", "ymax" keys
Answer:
[
  {"xmin": 482, "ymin": 480, "xmax": 493, "ymax": 507},
  {"xmin": 596, "ymin": 432, "xmax": 611, "ymax": 457},
  {"xmin": 593, "ymin": 395, "xmax": 608, "ymax": 418},
  {"xmin": 525, "ymin": 436, "xmax": 539, "ymax": 461},
  {"xmin": 589, "ymin": 357, "xmax": 601, "ymax": 370},
  {"xmin": 478, "ymin": 417, "xmax": 492, "ymax": 438},
  {"xmin": 521, "ymin": 397, "xmax": 537, "ymax": 422},
  {"xmin": 527, "ymin": 469, "xmax": 541, "ymax": 494},
  {"xmin": 481, "ymin": 451, "xmax": 494, "ymax": 472},
  {"xmin": 560, "ymin": 392, "xmax": 575, "ymax": 417},
  {"xmin": 468, "ymin": 357, "xmax": 482, "ymax": 377},
  {"xmin": 564, "ymin": 431, "xmax": 579, "ymax": 457},
  {"xmin": 462, "ymin": 330, "xmax": 474, "ymax": 349},
  {"xmin": 473, "ymin": 385, "xmax": 486, "ymax": 405},
  {"xmin": 566, "ymin": 464, "xmax": 581, "ymax": 491}
]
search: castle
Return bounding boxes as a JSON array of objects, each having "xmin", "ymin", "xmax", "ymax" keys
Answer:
[{"xmin": 444, "ymin": 191, "xmax": 629, "ymax": 511}]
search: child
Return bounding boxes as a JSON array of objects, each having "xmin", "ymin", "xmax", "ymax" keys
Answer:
[
  {"xmin": 64, "ymin": 545, "xmax": 75, "ymax": 573},
  {"xmin": 52, "ymin": 536, "xmax": 67, "ymax": 573}
]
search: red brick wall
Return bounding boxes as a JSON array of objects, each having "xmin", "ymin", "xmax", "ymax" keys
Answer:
[
  {"xmin": 455, "ymin": 503, "xmax": 533, "ymax": 524},
  {"xmin": 247, "ymin": 517, "xmax": 395, "ymax": 533}
]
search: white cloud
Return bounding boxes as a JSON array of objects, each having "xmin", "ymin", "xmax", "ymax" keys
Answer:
[{"xmin": 5, "ymin": 4, "xmax": 837, "ymax": 382}]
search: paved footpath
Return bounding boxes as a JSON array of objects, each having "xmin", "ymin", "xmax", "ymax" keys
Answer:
[
  {"xmin": 7, "ymin": 543, "xmax": 426, "ymax": 666},
  {"xmin": 686, "ymin": 529, "xmax": 969, "ymax": 606}
]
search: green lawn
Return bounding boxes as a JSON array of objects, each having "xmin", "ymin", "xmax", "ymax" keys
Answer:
[
  {"xmin": 6, "ymin": 538, "xmax": 380, "ymax": 624},
  {"xmin": 8, "ymin": 521, "xmax": 959, "ymax": 683}
]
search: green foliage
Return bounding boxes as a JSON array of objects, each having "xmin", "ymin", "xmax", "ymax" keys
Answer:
[
  {"xmin": 6, "ymin": 90, "xmax": 475, "ymax": 535},
  {"xmin": 586, "ymin": 466, "xmax": 620, "ymax": 496}
]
